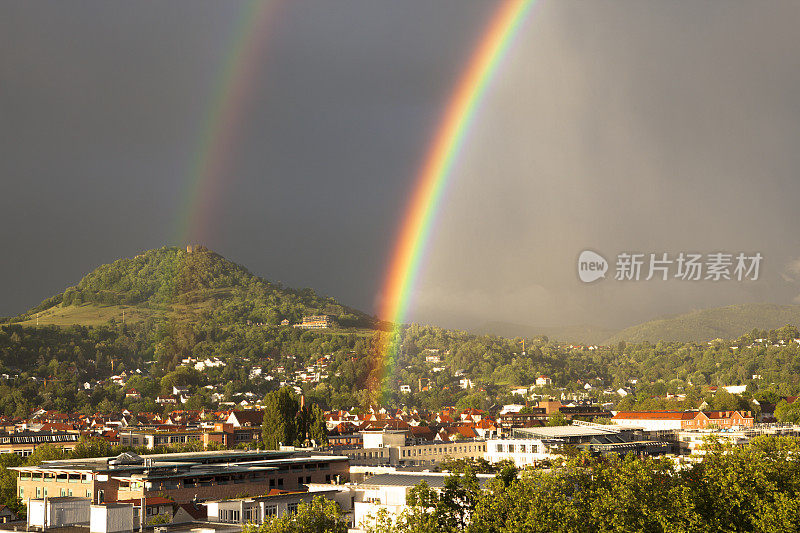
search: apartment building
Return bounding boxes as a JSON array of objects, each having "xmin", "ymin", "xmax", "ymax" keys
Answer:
[
  {"xmin": 335, "ymin": 430, "xmax": 487, "ymax": 467},
  {"xmin": 0, "ymin": 431, "xmax": 80, "ymax": 457},
  {"xmin": 117, "ymin": 423, "xmax": 261, "ymax": 449},
  {"xmin": 14, "ymin": 449, "xmax": 349, "ymax": 506}
]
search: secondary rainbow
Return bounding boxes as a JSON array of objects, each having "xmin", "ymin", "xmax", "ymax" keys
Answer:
[
  {"xmin": 374, "ymin": 0, "xmax": 537, "ymax": 387},
  {"xmin": 174, "ymin": 0, "xmax": 279, "ymax": 244}
]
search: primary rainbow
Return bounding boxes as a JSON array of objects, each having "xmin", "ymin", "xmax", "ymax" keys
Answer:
[
  {"xmin": 174, "ymin": 0, "xmax": 279, "ymax": 244},
  {"xmin": 373, "ymin": 0, "xmax": 537, "ymax": 394}
]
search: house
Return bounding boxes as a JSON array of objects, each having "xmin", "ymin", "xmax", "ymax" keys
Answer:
[
  {"xmin": 125, "ymin": 390, "xmax": 141, "ymax": 400},
  {"xmin": 116, "ymin": 497, "xmax": 175, "ymax": 525},
  {"xmin": 155, "ymin": 395, "xmax": 177, "ymax": 405},
  {"xmin": 611, "ymin": 411, "xmax": 695, "ymax": 431},
  {"xmin": 459, "ymin": 378, "xmax": 474, "ymax": 390},
  {"xmin": 535, "ymin": 376, "xmax": 552, "ymax": 387},
  {"xmin": 722, "ymin": 385, "xmax": 747, "ymax": 395},
  {"xmin": 683, "ymin": 410, "xmax": 754, "ymax": 430},
  {"xmin": 460, "ymin": 409, "xmax": 483, "ymax": 423},
  {"xmin": 226, "ymin": 410, "xmax": 264, "ymax": 428},
  {"xmin": 537, "ymin": 400, "xmax": 563, "ymax": 414},
  {"xmin": 399, "ymin": 385, "xmax": 411, "ymax": 394},
  {"xmin": 295, "ymin": 315, "xmax": 334, "ymax": 329},
  {"xmin": 0, "ymin": 504, "xmax": 17, "ymax": 523},
  {"xmin": 612, "ymin": 410, "xmax": 755, "ymax": 431},
  {"xmin": 435, "ymin": 426, "xmax": 478, "ymax": 441}
]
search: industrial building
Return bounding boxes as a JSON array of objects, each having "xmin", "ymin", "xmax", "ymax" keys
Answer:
[{"xmin": 14, "ymin": 449, "xmax": 349, "ymax": 506}]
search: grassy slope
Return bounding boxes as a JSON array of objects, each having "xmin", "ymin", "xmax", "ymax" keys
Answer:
[{"xmin": 604, "ymin": 303, "xmax": 800, "ymax": 344}]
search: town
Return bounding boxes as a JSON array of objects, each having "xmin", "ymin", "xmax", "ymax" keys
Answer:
[{"xmin": 1, "ymin": 379, "xmax": 797, "ymax": 532}]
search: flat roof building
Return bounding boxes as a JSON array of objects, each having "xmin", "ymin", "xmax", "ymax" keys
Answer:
[{"xmin": 14, "ymin": 449, "xmax": 349, "ymax": 507}]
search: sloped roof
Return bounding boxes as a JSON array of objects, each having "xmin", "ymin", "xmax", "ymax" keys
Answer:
[
  {"xmin": 229, "ymin": 410, "xmax": 263, "ymax": 426},
  {"xmin": 612, "ymin": 411, "xmax": 695, "ymax": 421}
]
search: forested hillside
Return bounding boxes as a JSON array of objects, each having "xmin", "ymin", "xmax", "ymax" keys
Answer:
[
  {"xmin": 605, "ymin": 303, "xmax": 800, "ymax": 344},
  {"xmin": 12, "ymin": 246, "xmax": 373, "ymax": 328}
]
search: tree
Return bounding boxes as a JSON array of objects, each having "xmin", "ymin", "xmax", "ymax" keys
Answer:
[
  {"xmin": 25, "ymin": 444, "xmax": 65, "ymax": 466},
  {"xmin": 775, "ymin": 400, "xmax": 800, "ymax": 424},
  {"xmin": 262, "ymin": 387, "xmax": 299, "ymax": 449},
  {"xmin": 243, "ymin": 496, "xmax": 346, "ymax": 533},
  {"xmin": 307, "ymin": 404, "xmax": 328, "ymax": 446},
  {"xmin": 72, "ymin": 436, "xmax": 112, "ymax": 459},
  {"xmin": 545, "ymin": 412, "xmax": 568, "ymax": 427}
]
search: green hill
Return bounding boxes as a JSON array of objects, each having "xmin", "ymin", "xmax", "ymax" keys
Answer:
[
  {"xmin": 13, "ymin": 246, "xmax": 374, "ymax": 328},
  {"xmin": 604, "ymin": 303, "xmax": 800, "ymax": 344}
]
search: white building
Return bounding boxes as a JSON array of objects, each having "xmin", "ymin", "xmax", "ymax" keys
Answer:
[
  {"xmin": 90, "ymin": 504, "xmax": 134, "ymax": 533},
  {"xmin": 207, "ymin": 490, "xmax": 343, "ymax": 525},
  {"xmin": 353, "ymin": 472, "xmax": 493, "ymax": 532},
  {"xmin": 28, "ymin": 497, "xmax": 90, "ymax": 529}
]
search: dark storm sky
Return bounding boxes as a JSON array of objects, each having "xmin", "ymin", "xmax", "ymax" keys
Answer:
[{"xmin": 2, "ymin": 1, "xmax": 800, "ymax": 330}]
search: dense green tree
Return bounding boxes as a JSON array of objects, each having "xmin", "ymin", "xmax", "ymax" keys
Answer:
[
  {"xmin": 262, "ymin": 387, "xmax": 299, "ymax": 449},
  {"xmin": 775, "ymin": 399, "xmax": 800, "ymax": 424},
  {"xmin": 243, "ymin": 496, "xmax": 347, "ymax": 533}
]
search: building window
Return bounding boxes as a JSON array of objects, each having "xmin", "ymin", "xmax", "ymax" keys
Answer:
[
  {"xmin": 298, "ymin": 477, "xmax": 303, "ymax": 486},
  {"xmin": 287, "ymin": 503, "xmax": 298, "ymax": 515},
  {"xmin": 265, "ymin": 505, "xmax": 277, "ymax": 517},
  {"xmin": 18, "ymin": 488, "xmax": 23, "ymax": 498},
  {"xmin": 306, "ymin": 476, "xmax": 311, "ymax": 483},
  {"xmin": 278, "ymin": 478, "xmax": 283, "ymax": 487}
]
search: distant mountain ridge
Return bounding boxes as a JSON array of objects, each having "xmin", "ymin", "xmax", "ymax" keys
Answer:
[
  {"xmin": 477, "ymin": 303, "xmax": 800, "ymax": 345},
  {"xmin": 474, "ymin": 321, "xmax": 618, "ymax": 345},
  {"xmin": 13, "ymin": 246, "xmax": 374, "ymax": 328},
  {"xmin": 604, "ymin": 303, "xmax": 800, "ymax": 344}
]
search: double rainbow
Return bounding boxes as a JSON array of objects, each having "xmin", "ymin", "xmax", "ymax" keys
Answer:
[{"xmin": 168, "ymin": 0, "xmax": 536, "ymax": 400}]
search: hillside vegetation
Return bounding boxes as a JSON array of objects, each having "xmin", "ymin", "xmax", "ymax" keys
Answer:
[
  {"xmin": 605, "ymin": 303, "xmax": 800, "ymax": 344},
  {"xmin": 475, "ymin": 321, "xmax": 618, "ymax": 345},
  {"xmin": 13, "ymin": 246, "xmax": 373, "ymax": 329}
]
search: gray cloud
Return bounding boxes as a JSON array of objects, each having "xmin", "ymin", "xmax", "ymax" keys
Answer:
[
  {"xmin": 412, "ymin": 1, "xmax": 800, "ymax": 330},
  {"xmin": 1, "ymin": 1, "xmax": 798, "ymax": 333}
]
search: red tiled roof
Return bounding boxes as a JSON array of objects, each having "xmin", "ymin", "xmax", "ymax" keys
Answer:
[
  {"xmin": 703, "ymin": 410, "xmax": 752, "ymax": 420},
  {"xmin": 178, "ymin": 503, "xmax": 206, "ymax": 520},
  {"xmin": 229, "ymin": 410, "xmax": 263, "ymax": 426},
  {"xmin": 612, "ymin": 411, "xmax": 695, "ymax": 421}
]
